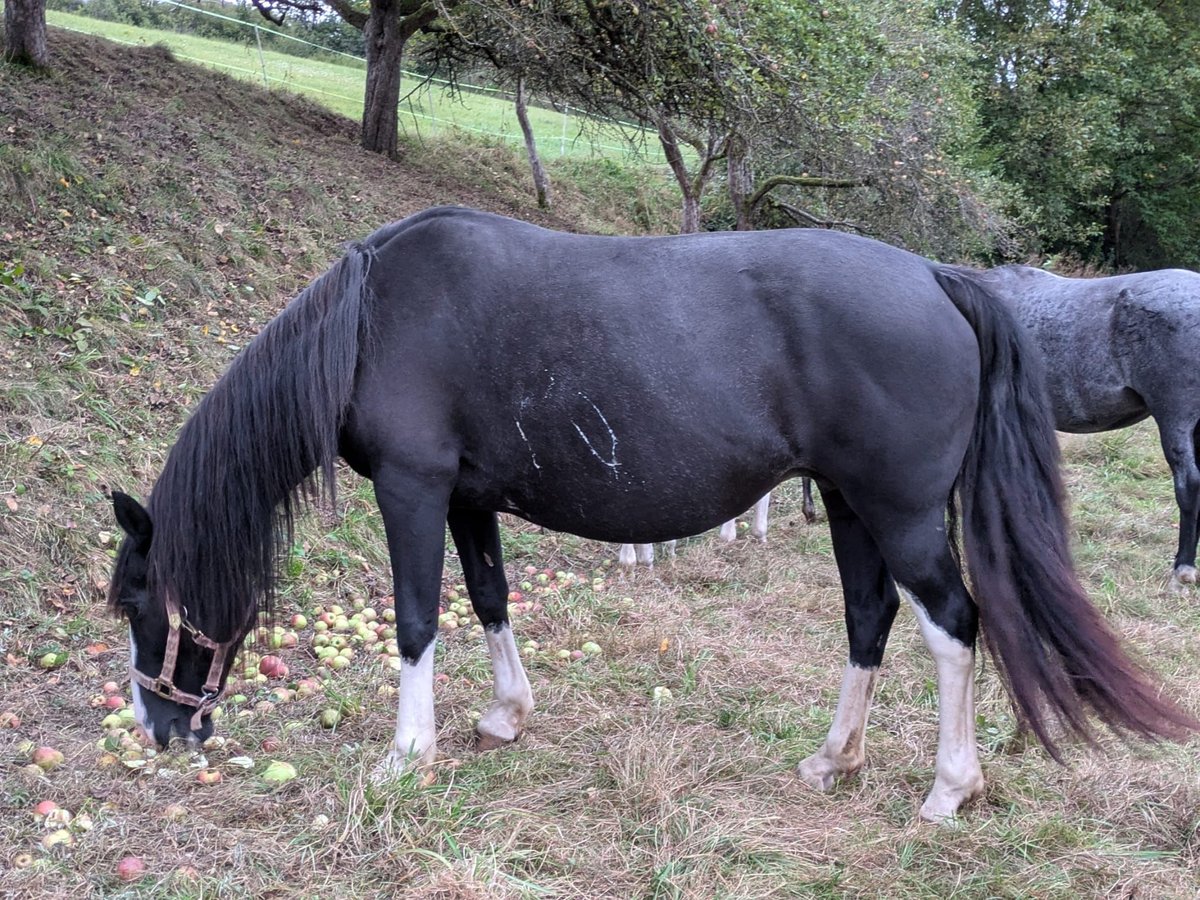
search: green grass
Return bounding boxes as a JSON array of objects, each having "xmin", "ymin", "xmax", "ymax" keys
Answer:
[{"xmin": 44, "ymin": 7, "xmax": 667, "ymax": 164}]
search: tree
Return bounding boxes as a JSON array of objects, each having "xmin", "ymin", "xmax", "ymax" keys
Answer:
[
  {"xmin": 252, "ymin": 0, "xmax": 452, "ymax": 157},
  {"xmin": 947, "ymin": 0, "xmax": 1200, "ymax": 268},
  {"xmin": 435, "ymin": 0, "xmax": 1006, "ymax": 257},
  {"xmin": 4, "ymin": 0, "xmax": 50, "ymax": 68}
]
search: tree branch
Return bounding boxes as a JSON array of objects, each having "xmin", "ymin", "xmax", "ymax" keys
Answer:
[
  {"xmin": 768, "ymin": 199, "xmax": 872, "ymax": 235},
  {"xmin": 748, "ymin": 174, "xmax": 870, "ymax": 214}
]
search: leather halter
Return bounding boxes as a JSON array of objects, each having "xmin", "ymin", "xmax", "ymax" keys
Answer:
[{"xmin": 129, "ymin": 594, "xmax": 234, "ymax": 733}]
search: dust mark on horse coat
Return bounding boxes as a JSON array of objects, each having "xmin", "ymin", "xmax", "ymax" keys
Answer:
[
  {"xmin": 572, "ymin": 392, "xmax": 620, "ymax": 478},
  {"xmin": 513, "ymin": 419, "xmax": 542, "ymax": 471}
]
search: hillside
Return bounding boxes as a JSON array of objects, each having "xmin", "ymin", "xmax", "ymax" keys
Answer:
[{"xmin": 0, "ymin": 28, "xmax": 669, "ymax": 610}]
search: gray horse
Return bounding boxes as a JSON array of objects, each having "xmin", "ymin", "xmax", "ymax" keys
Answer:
[{"xmin": 965, "ymin": 264, "xmax": 1200, "ymax": 589}]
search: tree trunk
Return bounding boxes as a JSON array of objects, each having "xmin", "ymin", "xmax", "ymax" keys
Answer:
[
  {"xmin": 727, "ymin": 135, "xmax": 753, "ymax": 231},
  {"xmin": 4, "ymin": 0, "xmax": 50, "ymax": 68},
  {"xmin": 655, "ymin": 117, "xmax": 701, "ymax": 233},
  {"xmin": 515, "ymin": 75, "xmax": 552, "ymax": 208},
  {"xmin": 362, "ymin": 0, "xmax": 406, "ymax": 157}
]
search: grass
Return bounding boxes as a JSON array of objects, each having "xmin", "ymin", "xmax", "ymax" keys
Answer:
[
  {"xmin": 43, "ymin": 6, "xmax": 669, "ymax": 165},
  {"xmin": 3, "ymin": 25, "xmax": 1200, "ymax": 900}
]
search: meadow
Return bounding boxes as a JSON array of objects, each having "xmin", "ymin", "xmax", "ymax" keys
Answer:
[
  {"xmin": 2, "ymin": 25, "xmax": 1199, "ymax": 900},
  {"xmin": 44, "ymin": 6, "xmax": 664, "ymax": 164}
]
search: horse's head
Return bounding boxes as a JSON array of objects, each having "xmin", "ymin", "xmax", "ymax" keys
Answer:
[{"xmin": 109, "ymin": 491, "xmax": 238, "ymax": 748}]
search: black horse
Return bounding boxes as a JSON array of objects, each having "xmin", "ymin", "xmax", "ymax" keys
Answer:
[
  {"xmin": 960, "ymin": 264, "xmax": 1200, "ymax": 590},
  {"xmin": 108, "ymin": 207, "xmax": 1195, "ymax": 822}
]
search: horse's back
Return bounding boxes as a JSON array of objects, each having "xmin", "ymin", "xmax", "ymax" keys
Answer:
[{"xmin": 345, "ymin": 209, "xmax": 981, "ymax": 540}]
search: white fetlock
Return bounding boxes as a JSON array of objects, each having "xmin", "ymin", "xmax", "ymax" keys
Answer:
[
  {"xmin": 719, "ymin": 520, "xmax": 737, "ymax": 542},
  {"xmin": 1170, "ymin": 565, "xmax": 1197, "ymax": 592},
  {"xmin": 918, "ymin": 772, "xmax": 984, "ymax": 824},
  {"xmin": 796, "ymin": 753, "xmax": 840, "ymax": 792},
  {"xmin": 618, "ymin": 544, "xmax": 636, "ymax": 567},
  {"xmin": 372, "ymin": 739, "xmax": 436, "ymax": 783},
  {"xmin": 476, "ymin": 701, "xmax": 528, "ymax": 751},
  {"xmin": 477, "ymin": 624, "xmax": 533, "ymax": 752}
]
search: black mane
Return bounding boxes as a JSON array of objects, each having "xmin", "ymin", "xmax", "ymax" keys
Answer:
[{"xmin": 129, "ymin": 244, "xmax": 373, "ymax": 642}]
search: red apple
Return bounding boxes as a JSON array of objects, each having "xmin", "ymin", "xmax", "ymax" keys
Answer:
[
  {"xmin": 104, "ymin": 695, "xmax": 126, "ymax": 710},
  {"xmin": 116, "ymin": 856, "xmax": 147, "ymax": 881},
  {"xmin": 33, "ymin": 799, "xmax": 59, "ymax": 817},
  {"xmin": 195, "ymin": 769, "xmax": 222, "ymax": 785},
  {"xmin": 258, "ymin": 656, "xmax": 285, "ymax": 678},
  {"xmin": 101, "ymin": 681, "xmax": 120, "ymax": 695},
  {"xmin": 32, "ymin": 746, "xmax": 65, "ymax": 770},
  {"xmin": 0, "ymin": 710, "xmax": 20, "ymax": 728}
]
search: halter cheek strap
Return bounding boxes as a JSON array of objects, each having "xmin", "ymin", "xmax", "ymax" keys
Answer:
[{"xmin": 129, "ymin": 595, "xmax": 234, "ymax": 733}]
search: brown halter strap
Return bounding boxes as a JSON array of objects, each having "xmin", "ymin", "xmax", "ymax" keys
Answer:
[{"xmin": 129, "ymin": 594, "xmax": 234, "ymax": 733}]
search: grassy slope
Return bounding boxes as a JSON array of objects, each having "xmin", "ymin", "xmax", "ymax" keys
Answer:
[{"xmin": 2, "ymin": 28, "xmax": 1200, "ymax": 900}]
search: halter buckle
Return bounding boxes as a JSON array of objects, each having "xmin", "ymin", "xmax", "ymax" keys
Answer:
[{"xmin": 154, "ymin": 678, "xmax": 174, "ymax": 699}]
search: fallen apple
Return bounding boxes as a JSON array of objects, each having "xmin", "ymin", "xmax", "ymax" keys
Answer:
[
  {"xmin": 101, "ymin": 680, "xmax": 120, "ymax": 694},
  {"xmin": 317, "ymin": 708, "xmax": 341, "ymax": 729},
  {"xmin": 163, "ymin": 802, "xmax": 188, "ymax": 822},
  {"xmin": 33, "ymin": 799, "xmax": 59, "ymax": 818},
  {"xmin": 195, "ymin": 768, "xmax": 222, "ymax": 785},
  {"xmin": 104, "ymin": 695, "xmax": 126, "ymax": 710},
  {"xmin": 258, "ymin": 656, "xmax": 286, "ymax": 678},
  {"xmin": 0, "ymin": 710, "xmax": 20, "ymax": 728},
  {"xmin": 115, "ymin": 855, "xmax": 147, "ymax": 881},
  {"xmin": 12, "ymin": 852, "xmax": 35, "ymax": 868},
  {"xmin": 38, "ymin": 651, "xmax": 66, "ymax": 670},
  {"xmin": 292, "ymin": 614, "xmax": 308, "ymax": 629},
  {"xmin": 32, "ymin": 746, "xmax": 65, "ymax": 771},
  {"xmin": 41, "ymin": 828, "xmax": 74, "ymax": 849},
  {"xmin": 261, "ymin": 760, "xmax": 297, "ymax": 785},
  {"xmin": 581, "ymin": 641, "xmax": 602, "ymax": 656}
]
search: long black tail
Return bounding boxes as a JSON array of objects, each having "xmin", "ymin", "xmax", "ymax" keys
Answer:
[{"xmin": 933, "ymin": 267, "xmax": 1198, "ymax": 760}]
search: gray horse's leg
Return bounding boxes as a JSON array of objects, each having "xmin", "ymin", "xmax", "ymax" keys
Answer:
[{"xmin": 1159, "ymin": 420, "xmax": 1200, "ymax": 589}]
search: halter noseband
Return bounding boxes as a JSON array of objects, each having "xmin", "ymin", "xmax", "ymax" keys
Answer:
[{"xmin": 129, "ymin": 594, "xmax": 235, "ymax": 733}]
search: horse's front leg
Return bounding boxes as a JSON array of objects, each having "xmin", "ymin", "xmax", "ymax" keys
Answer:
[
  {"xmin": 449, "ymin": 509, "xmax": 534, "ymax": 750},
  {"xmin": 798, "ymin": 489, "xmax": 898, "ymax": 790},
  {"xmin": 371, "ymin": 465, "xmax": 452, "ymax": 777}
]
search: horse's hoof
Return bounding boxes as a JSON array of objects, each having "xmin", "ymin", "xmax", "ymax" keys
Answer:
[
  {"xmin": 371, "ymin": 745, "xmax": 435, "ymax": 783},
  {"xmin": 476, "ymin": 731, "xmax": 514, "ymax": 752},
  {"xmin": 919, "ymin": 772, "xmax": 984, "ymax": 824},
  {"xmin": 1171, "ymin": 566, "xmax": 1197, "ymax": 591},
  {"xmin": 796, "ymin": 755, "xmax": 838, "ymax": 792}
]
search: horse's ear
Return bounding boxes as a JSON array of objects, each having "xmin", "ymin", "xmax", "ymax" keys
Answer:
[{"xmin": 112, "ymin": 491, "xmax": 153, "ymax": 550}]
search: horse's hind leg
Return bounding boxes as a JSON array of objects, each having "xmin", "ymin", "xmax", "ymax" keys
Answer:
[
  {"xmin": 798, "ymin": 489, "xmax": 899, "ymax": 791},
  {"xmin": 448, "ymin": 509, "xmax": 534, "ymax": 750},
  {"xmin": 751, "ymin": 493, "xmax": 771, "ymax": 542},
  {"xmin": 875, "ymin": 510, "xmax": 985, "ymax": 822},
  {"xmin": 1158, "ymin": 418, "xmax": 1200, "ymax": 589}
]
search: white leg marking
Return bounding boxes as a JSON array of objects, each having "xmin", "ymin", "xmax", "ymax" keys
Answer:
[
  {"xmin": 751, "ymin": 493, "xmax": 771, "ymax": 542},
  {"xmin": 719, "ymin": 518, "xmax": 737, "ymax": 542},
  {"xmin": 797, "ymin": 663, "xmax": 877, "ymax": 791},
  {"xmin": 1171, "ymin": 564, "xmax": 1197, "ymax": 592},
  {"xmin": 128, "ymin": 627, "xmax": 155, "ymax": 742},
  {"xmin": 635, "ymin": 543, "xmax": 655, "ymax": 566},
  {"xmin": 617, "ymin": 543, "xmax": 637, "ymax": 567},
  {"xmin": 907, "ymin": 597, "xmax": 984, "ymax": 822},
  {"xmin": 375, "ymin": 640, "xmax": 437, "ymax": 779},
  {"xmin": 663, "ymin": 539, "xmax": 676, "ymax": 559},
  {"xmin": 476, "ymin": 623, "xmax": 534, "ymax": 751}
]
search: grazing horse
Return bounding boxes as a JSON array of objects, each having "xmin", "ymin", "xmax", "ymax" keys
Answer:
[
  {"xmin": 107, "ymin": 207, "xmax": 1196, "ymax": 822},
  {"xmin": 963, "ymin": 265, "xmax": 1200, "ymax": 590},
  {"xmin": 617, "ymin": 492, "xmax": 773, "ymax": 567}
]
